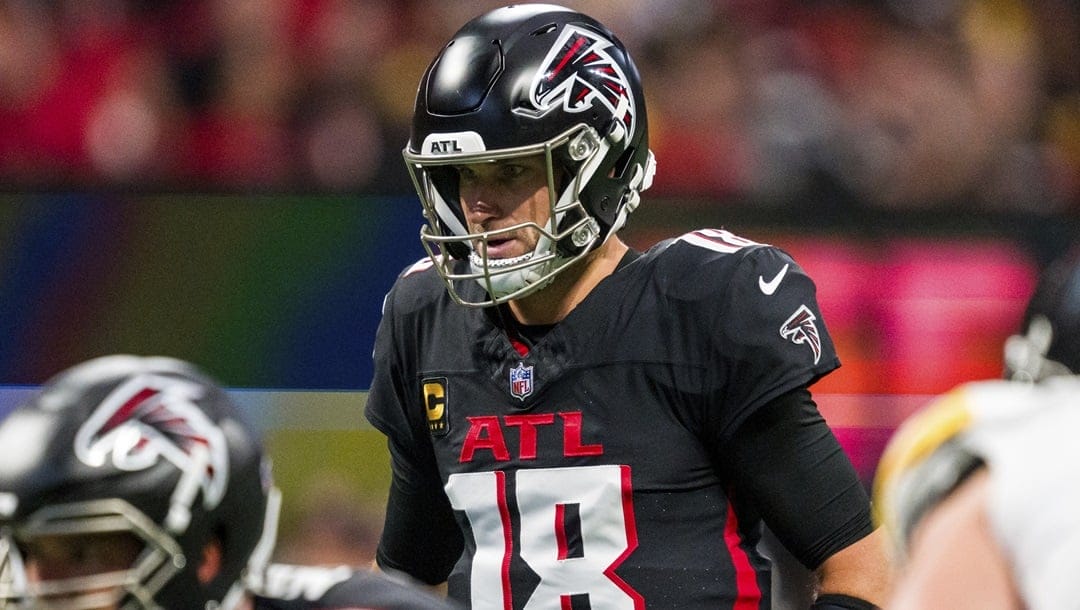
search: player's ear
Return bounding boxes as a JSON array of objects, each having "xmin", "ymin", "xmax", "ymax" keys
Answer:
[{"xmin": 197, "ymin": 537, "xmax": 223, "ymax": 585}]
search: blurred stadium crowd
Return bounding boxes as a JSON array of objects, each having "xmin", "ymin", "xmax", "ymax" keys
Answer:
[{"xmin": 0, "ymin": 0, "xmax": 1076, "ymax": 213}]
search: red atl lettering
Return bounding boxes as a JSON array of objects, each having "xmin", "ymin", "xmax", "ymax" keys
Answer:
[
  {"xmin": 504, "ymin": 414, "xmax": 555, "ymax": 459},
  {"xmin": 460, "ymin": 416, "xmax": 509, "ymax": 462},
  {"xmin": 560, "ymin": 411, "xmax": 604, "ymax": 456},
  {"xmin": 459, "ymin": 411, "xmax": 604, "ymax": 463}
]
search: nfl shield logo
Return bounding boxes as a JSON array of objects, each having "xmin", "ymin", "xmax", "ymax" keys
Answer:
[{"xmin": 509, "ymin": 362, "xmax": 533, "ymax": 401}]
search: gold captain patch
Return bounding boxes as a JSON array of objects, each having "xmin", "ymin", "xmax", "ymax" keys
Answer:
[{"xmin": 423, "ymin": 377, "xmax": 449, "ymax": 437}]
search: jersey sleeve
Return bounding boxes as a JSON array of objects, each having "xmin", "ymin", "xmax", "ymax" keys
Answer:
[
  {"xmin": 365, "ymin": 280, "xmax": 430, "ymax": 482},
  {"xmin": 721, "ymin": 388, "xmax": 873, "ymax": 569},
  {"xmin": 364, "ymin": 278, "xmax": 463, "ymax": 584},
  {"xmin": 703, "ymin": 240, "xmax": 840, "ymax": 439}
]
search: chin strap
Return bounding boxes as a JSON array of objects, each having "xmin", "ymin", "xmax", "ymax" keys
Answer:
[
  {"xmin": 229, "ymin": 485, "xmax": 282, "ymax": 610},
  {"xmin": 608, "ymin": 149, "xmax": 656, "ymax": 237}
]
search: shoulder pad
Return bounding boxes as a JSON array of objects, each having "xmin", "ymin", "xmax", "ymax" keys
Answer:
[
  {"xmin": 644, "ymin": 229, "xmax": 783, "ymax": 301},
  {"xmin": 384, "ymin": 257, "xmax": 450, "ymax": 316},
  {"xmin": 399, "ymin": 256, "xmax": 436, "ymax": 279}
]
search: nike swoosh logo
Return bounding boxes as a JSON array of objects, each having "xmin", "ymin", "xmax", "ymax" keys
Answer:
[{"xmin": 758, "ymin": 264, "xmax": 790, "ymax": 295}]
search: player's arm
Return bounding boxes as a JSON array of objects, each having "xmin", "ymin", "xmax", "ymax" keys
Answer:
[
  {"xmin": 719, "ymin": 387, "xmax": 893, "ymax": 608},
  {"xmin": 887, "ymin": 468, "xmax": 1021, "ymax": 610},
  {"xmin": 812, "ymin": 528, "xmax": 892, "ymax": 609},
  {"xmin": 373, "ymin": 450, "xmax": 462, "ymax": 588},
  {"xmin": 366, "ymin": 280, "xmax": 462, "ymax": 590}
]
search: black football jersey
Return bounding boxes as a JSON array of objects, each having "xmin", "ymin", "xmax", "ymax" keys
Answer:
[
  {"xmin": 251, "ymin": 563, "xmax": 460, "ymax": 609},
  {"xmin": 366, "ymin": 229, "xmax": 841, "ymax": 609}
]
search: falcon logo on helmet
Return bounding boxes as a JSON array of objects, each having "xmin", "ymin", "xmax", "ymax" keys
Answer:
[
  {"xmin": 516, "ymin": 25, "xmax": 636, "ymax": 137},
  {"xmin": 74, "ymin": 374, "xmax": 230, "ymax": 525},
  {"xmin": 780, "ymin": 305, "xmax": 823, "ymax": 364}
]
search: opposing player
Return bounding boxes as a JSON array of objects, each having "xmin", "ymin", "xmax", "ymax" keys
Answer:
[
  {"xmin": 0, "ymin": 355, "xmax": 458, "ymax": 609},
  {"xmin": 365, "ymin": 4, "xmax": 891, "ymax": 608},
  {"xmin": 874, "ymin": 245, "xmax": 1080, "ymax": 609},
  {"xmin": 1002, "ymin": 245, "xmax": 1080, "ymax": 382}
]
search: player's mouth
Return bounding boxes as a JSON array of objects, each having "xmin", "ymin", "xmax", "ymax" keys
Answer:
[
  {"xmin": 479, "ymin": 236, "xmax": 518, "ymax": 259},
  {"xmin": 472, "ymin": 225, "xmax": 528, "ymax": 259}
]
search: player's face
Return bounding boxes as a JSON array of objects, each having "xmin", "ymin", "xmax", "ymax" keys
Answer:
[
  {"xmin": 20, "ymin": 531, "xmax": 142, "ymax": 609},
  {"xmin": 455, "ymin": 154, "xmax": 552, "ymax": 260}
]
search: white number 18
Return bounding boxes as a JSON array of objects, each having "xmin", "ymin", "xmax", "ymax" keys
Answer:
[{"xmin": 445, "ymin": 465, "xmax": 644, "ymax": 609}]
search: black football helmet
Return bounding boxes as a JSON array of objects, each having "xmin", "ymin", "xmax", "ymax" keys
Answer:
[
  {"xmin": 1004, "ymin": 246, "xmax": 1080, "ymax": 381},
  {"xmin": 404, "ymin": 3, "xmax": 656, "ymax": 307},
  {"xmin": 0, "ymin": 355, "xmax": 280, "ymax": 609}
]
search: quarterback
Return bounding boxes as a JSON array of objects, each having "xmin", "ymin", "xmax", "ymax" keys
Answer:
[{"xmin": 366, "ymin": 4, "xmax": 891, "ymax": 609}]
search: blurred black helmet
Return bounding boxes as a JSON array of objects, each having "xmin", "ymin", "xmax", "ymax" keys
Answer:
[
  {"xmin": 1004, "ymin": 246, "xmax": 1080, "ymax": 381},
  {"xmin": 404, "ymin": 3, "xmax": 655, "ymax": 306},
  {"xmin": 0, "ymin": 355, "xmax": 279, "ymax": 609}
]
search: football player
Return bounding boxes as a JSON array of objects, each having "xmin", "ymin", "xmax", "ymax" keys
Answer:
[
  {"xmin": 365, "ymin": 4, "xmax": 891, "ymax": 609},
  {"xmin": 0, "ymin": 355, "xmax": 458, "ymax": 610},
  {"xmin": 874, "ymin": 245, "xmax": 1080, "ymax": 609}
]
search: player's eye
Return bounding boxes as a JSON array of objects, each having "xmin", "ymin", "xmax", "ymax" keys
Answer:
[
  {"xmin": 20, "ymin": 532, "xmax": 142, "ymax": 577},
  {"xmin": 499, "ymin": 164, "xmax": 527, "ymax": 180},
  {"xmin": 455, "ymin": 166, "xmax": 479, "ymax": 184}
]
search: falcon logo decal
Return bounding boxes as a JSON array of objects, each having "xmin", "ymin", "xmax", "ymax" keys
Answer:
[
  {"xmin": 74, "ymin": 374, "xmax": 229, "ymax": 519},
  {"xmin": 780, "ymin": 305, "xmax": 822, "ymax": 364},
  {"xmin": 514, "ymin": 25, "xmax": 636, "ymax": 136}
]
